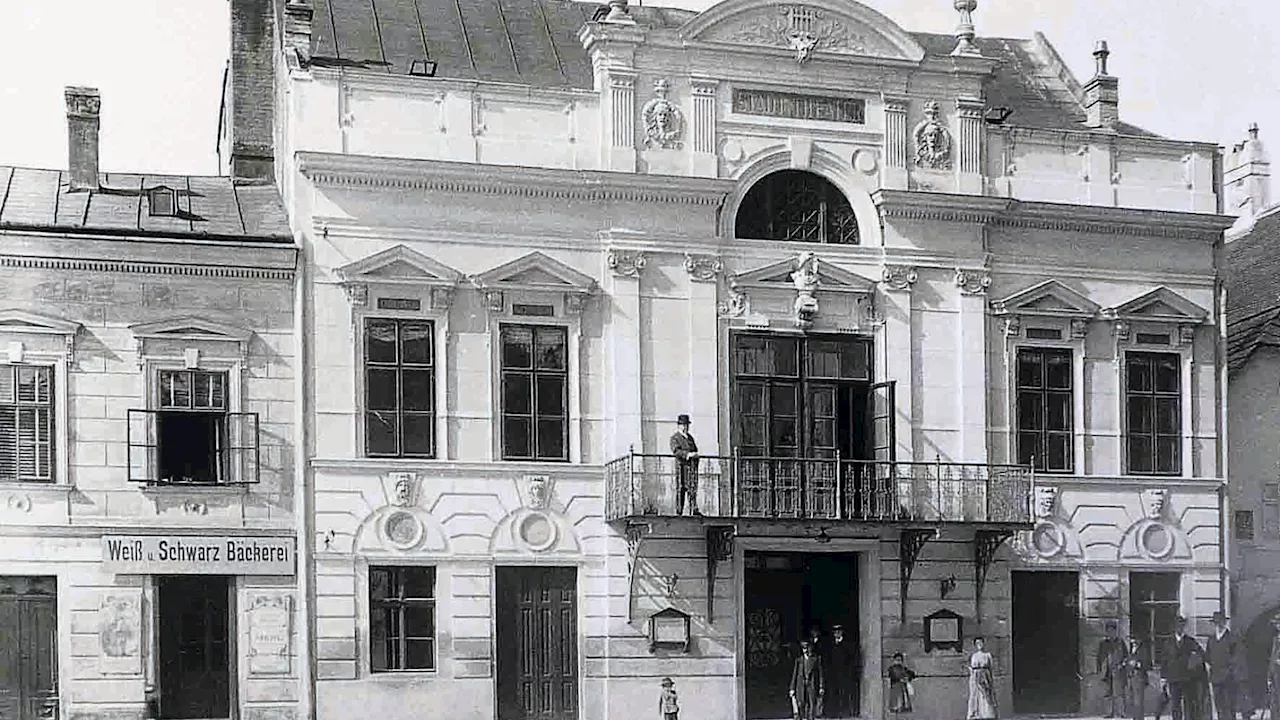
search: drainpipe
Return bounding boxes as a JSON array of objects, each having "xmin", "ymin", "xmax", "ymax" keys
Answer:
[
  {"xmin": 1216, "ymin": 276, "xmax": 1230, "ymax": 616},
  {"xmin": 293, "ymin": 239, "xmax": 316, "ymax": 720}
]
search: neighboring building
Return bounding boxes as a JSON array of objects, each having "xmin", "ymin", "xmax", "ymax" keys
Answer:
[
  {"xmin": 1223, "ymin": 125, "xmax": 1280, "ymax": 711},
  {"xmin": 222, "ymin": 0, "xmax": 1231, "ymax": 719},
  {"xmin": 0, "ymin": 88, "xmax": 299, "ymax": 720}
]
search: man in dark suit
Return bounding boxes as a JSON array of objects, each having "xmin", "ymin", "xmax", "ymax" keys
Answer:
[
  {"xmin": 669, "ymin": 414, "xmax": 700, "ymax": 516},
  {"xmin": 827, "ymin": 624, "xmax": 861, "ymax": 718},
  {"xmin": 1205, "ymin": 610, "xmax": 1239, "ymax": 720},
  {"xmin": 1162, "ymin": 615, "xmax": 1208, "ymax": 720},
  {"xmin": 1098, "ymin": 621, "xmax": 1129, "ymax": 718},
  {"xmin": 1124, "ymin": 635, "xmax": 1151, "ymax": 720}
]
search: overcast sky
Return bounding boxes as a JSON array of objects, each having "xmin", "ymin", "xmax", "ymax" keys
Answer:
[{"xmin": 0, "ymin": 0, "xmax": 1275, "ymax": 176}]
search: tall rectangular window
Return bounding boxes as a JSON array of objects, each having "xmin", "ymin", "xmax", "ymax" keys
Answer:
[
  {"xmin": 0, "ymin": 364, "xmax": 54, "ymax": 482},
  {"xmin": 1125, "ymin": 352, "xmax": 1181, "ymax": 475},
  {"xmin": 1015, "ymin": 348, "xmax": 1073, "ymax": 473},
  {"xmin": 500, "ymin": 325, "xmax": 568, "ymax": 462},
  {"xmin": 1130, "ymin": 571, "xmax": 1180, "ymax": 668},
  {"xmin": 156, "ymin": 369, "xmax": 227, "ymax": 484},
  {"xmin": 369, "ymin": 566, "xmax": 436, "ymax": 672},
  {"xmin": 365, "ymin": 319, "xmax": 435, "ymax": 458}
]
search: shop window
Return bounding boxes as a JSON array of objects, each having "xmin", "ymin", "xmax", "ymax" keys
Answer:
[
  {"xmin": 500, "ymin": 325, "xmax": 568, "ymax": 462},
  {"xmin": 1015, "ymin": 348, "xmax": 1073, "ymax": 473},
  {"xmin": 364, "ymin": 318, "xmax": 435, "ymax": 458},
  {"xmin": 369, "ymin": 566, "xmax": 437, "ymax": 672},
  {"xmin": 1130, "ymin": 571, "xmax": 1180, "ymax": 667},
  {"xmin": 1124, "ymin": 352, "xmax": 1181, "ymax": 475},
  {"xmin": 0, "ymin": 364, "xmax": 54, "ymax": 483},
  {"xmin": 735, "ymin": 170, "xmax": 860, "ymax": 245}
]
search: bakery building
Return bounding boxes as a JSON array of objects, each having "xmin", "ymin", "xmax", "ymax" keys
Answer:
[{"xmin": 0, "ymin": 87, "xmax": 301, "ymax": 720}]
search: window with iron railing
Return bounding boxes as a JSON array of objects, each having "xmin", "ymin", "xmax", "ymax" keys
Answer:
[{"xmin": 0, "ymin": 364, "xmax": 54, "ymax": 483}]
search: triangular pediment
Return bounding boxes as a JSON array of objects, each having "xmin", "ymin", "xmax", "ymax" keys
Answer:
[
  {"xmin": 335, "ymin": 245, "xmax": 463, "ymax": 286},
  {"xmin": 129, "ymin": 316, "xmax": 254, "ymax": 343},
  {"xmin": 0, "ymin": 309, "xmax": 81, "ymax": 336},
  {"xmin": 731, "ymin": 255, "xmax": 876, "ymax": 294},
  {"xmin": 990, "ymin": 280, "xmax": 1100, "ymax": 319},
  {"xmin": 681, "ymin": 0, "xmax": 926, "ymax": 63},
  {"xmin": 1105, "ymin": 287, "xmax": 1208, "ymax": 324},
  {"xmin": 473, "ymin": 252, "xmax": 598, "ymax": 294}
]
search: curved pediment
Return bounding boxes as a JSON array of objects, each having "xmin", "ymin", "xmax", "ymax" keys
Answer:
[{"xmin": 681, "ymin": 0, "xmax": 926, "ymax": 64}]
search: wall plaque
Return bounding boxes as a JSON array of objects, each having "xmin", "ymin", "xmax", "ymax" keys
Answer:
[
  {"xmin": 103, "ymin": 535, "xmax": 296, "ymax": 575},
  {"xmin": 732, "ymin": 89, "xmax": 866, "ymax": 124},
  {"xmin": 376, "ymin": 297, "xmax": 421, "ymax": 311},
  {"xmin": 248, "ymin": 593, "xmax": 293, "ymax": 675},
  {"xmin": 100, "ymin": 594, "xmax": 143, "ymax": 675},
  {"xmin": 924, "ymin": 608, "xmax": 964, "ymax": 653}
]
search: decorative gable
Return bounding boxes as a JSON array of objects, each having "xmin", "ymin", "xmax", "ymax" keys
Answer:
[
  {"xmin": 725, "ymin": 252, "xmax": 875, "ymax": 330},
  {"xmin": 335, "ymin": 244, "xmax": 465, "ymax": 310},
  {"xmin": 129, "ymin": 316, "xmax": 253, "ymax": 362},
  {"xmin": 990, "ymin": 280, "xmax": 1100, "ymax": 319},
  {"xmin": 472, "ymin": 252, "xmax": 598, "ymax": 314},
  {"xmin": 730, "ymin": 254, "xmax": 876, "ymax": 295},
  {"xmin": 1103, "ymin": 287, "xmax": 1208, "ymax": 324},
  {"xmin": 0, "ymin": 309, "xmax": 81, "ymax": 362}
]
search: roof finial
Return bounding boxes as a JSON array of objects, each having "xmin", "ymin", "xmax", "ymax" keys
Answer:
[
  {"xmin": 1249, "ymin": 122, "xmax": 1260, "ymax": 140},
  {"xmin": 950, "ymin": 0, "xmax": 981, "ymax": 56},
  {"xmin": 602, "ymin": 0, "xmax": 634, "ymax": 23},
  {"xmin": 1093, "ymin": 40, "xmax": 1110, "ymax": 76}
]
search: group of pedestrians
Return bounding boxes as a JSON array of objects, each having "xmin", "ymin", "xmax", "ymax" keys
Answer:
[
  {"xmin": 787, "ymin": 624, "xmax": 863, "ymax": 720},
  {"xmin": 1096, "ymin": 611, "xmax": 1280, "ymax": 720}
]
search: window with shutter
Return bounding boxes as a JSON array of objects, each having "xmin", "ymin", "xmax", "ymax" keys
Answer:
[{"xmin": 0, "ymin": 364, "xmax": 55, "ymax": 483}]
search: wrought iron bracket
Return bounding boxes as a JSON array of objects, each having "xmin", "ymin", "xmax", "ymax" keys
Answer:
[
  {"xmin": 899, "ymin": 528, "xmax": 937, "ymax": 622},
  {"xmin": 625, "ymin": 521, "xmax": 652, "ymax": 623},
  {"xmin": 705, "ymin": 524, "xmax": 736, "ymax": 622},
  {"xmin": 973, "ymin": 528, "xmax": 1016, "ymax": 622}
]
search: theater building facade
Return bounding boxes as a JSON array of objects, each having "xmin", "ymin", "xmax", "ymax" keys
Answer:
[
  {"xmin": 239, "ymin": 0, "xmax": 1231, "ymax": 718},
  {"xmin": 0, "ymin": 89, "xmax": 301, "ymax": 720}
]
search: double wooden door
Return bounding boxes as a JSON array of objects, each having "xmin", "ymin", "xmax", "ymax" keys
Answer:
[
  {"xmin": 157, "ymin": 576, "xmax": 231, "ymax": 720},
  {"xmin": 0, "ymin": 577, "xmax": 58, "ymax": 720},
  {"xmin": 495, "ymin": 567, "xmax": 578, "ymax": 720}
]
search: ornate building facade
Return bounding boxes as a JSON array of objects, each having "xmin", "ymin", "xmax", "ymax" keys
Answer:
[
  {"xmin": 0, "ymin": 89, "xmax": 300, "ymax": 720},
  {"xmin": 223, "ymin": 0, "xmax": 1231, "ymax": 718}
]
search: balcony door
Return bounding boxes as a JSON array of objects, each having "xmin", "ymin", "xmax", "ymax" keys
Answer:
[{"xmin": 731, "ymin": 333, "xmax": 893, "ymax": 518}]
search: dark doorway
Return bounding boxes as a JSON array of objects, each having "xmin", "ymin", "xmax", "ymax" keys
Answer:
[
  {"xmin": 495, "ymin": 566, "xmax": 578, "ymax": 720},
  {"xmin": 0, "ymin": 577, "xmax": 57, "ymax": 720},
  {"xmin": 1012, "ymin": 571, "xmax": 1080, "ymax": 714},
  {"xmin": 743, "ymin": 552, "xmax": 859, "ymax": 720},
  {"xmin": 157, "ymin": 575, "xmax": 232, "ymax": 719}
]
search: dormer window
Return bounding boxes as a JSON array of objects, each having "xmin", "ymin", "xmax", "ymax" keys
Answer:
[{"xmin": 148, "ymin": 186, "xmax": 178, "ymax": 217}]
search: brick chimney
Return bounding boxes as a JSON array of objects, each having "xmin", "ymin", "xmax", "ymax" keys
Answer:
[
  {"xmin": 220, "ymin": 0, "xmax": 277, "ymax": 180},
  {"xmin": 65, "ymin": 86, "xmax": 101, "ymax": 191},
  {"xmin": 1225, "ymin": 124, "xmax": 1271, "ymax": 224},
  {"xmin": 1082, "ymin": 40, "xmax": 1119, "ymax": 129}
]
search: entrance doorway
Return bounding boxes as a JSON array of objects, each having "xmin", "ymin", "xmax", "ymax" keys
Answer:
[
  {"xmin": 157, "ymin": 575, "xmax": 232, "ymax": 720},
  {"xmin": 1012, "ymin": 571, "xmax": 1080, "ymax": 714},
  {"xmin": 0, "ymin": 577, "xmax": 58, "ymax": 720},
  {"xmin": 743, "ymin": 552, "xmax": 859, "ymax": 720},
  {"xmin": 495, "ymin": 566, "xmax": 578, "ymax": 720}
]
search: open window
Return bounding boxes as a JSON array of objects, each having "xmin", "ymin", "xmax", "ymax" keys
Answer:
[{"xmin": 128, "ymin": 370, "xmax": 259, "ymax": 485}]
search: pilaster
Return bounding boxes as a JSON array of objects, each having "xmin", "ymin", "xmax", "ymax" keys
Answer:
[
  {"xmin": 689, "ymin": 77, "xmax": 719, "ymax": 177},
  {"xmin": 882, "ymin": 98, "xmax": 909, "ymax": 190},
  {"xmin": 954, "ymin": 268, "xmax": 991, "ymax": 462},
  {"xmin": 955, "ymin": 99, "xmax": 984, "ymax": 194},
  {"xmin": 605, "ymin": 249, "xmax": 645, "ymax": 455},
  {"xmin": 685, "ymin": 254, "xmax": 723, "ymax": 454},
  {"xmin": 607, "ymin": 73, "xmax": 638, "ymax": 172},
  {"xmin": 881, "ymin": 265, "xmax": 917, "ymax": 460}
]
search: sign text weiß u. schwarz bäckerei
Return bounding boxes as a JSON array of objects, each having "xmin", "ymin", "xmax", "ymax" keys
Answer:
[{"xmin": 102, "ymin": 535, "xmax": 295, "ymax": 575}]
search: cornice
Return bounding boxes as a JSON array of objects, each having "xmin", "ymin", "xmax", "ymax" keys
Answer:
[
  {"xmin": 996, "ymin": 124, "xmax": 1221, "ymax": 154},
  {"xmin": 0, "ymin": 254, "xmax": 295, "ymax": 280},
  {"xmin": 312, "ymin": 67, "xmax": 597, "ymax": 102},
  {"xmin": 310, "ymin": 457, "xmax": 605, "ymax": 482},
  {"xmin": 297, "ymin": 151, "xmax": 735, "ymax": 206},
  {"xmin": 872, "ymin": 190, "xmax": 1011, "ymax": 223}
]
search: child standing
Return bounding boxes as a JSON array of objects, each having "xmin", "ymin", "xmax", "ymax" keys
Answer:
[
  {"xmin": 659, "ymin": 677, "xmax": 679, "ymax": 720},
  {"xmin": 887, "ymin": 652, "xmax": 917, "ymax": 715}
]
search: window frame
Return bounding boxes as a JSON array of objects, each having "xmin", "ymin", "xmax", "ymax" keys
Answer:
[
  {"xmin": 1012, "ymin": 346, "xmax": 1076, "ymax": 474},
  {"xmin": 153, "ymin": 367, "xmax": 232, "ymax": 484},
  {"xmin": 361, "ymin": 317, "xmax": 438, "ymax": 460},
  {"xmin": 1001, "ymin": 316, "xmax": 1087, "ymax": 475},
  {"xmin": 0, "ymin": 363, "xmax": 58, "ymax": 484},
  {"xmin": 497, "ymin": 323, "xmax": 571, "ymax": 463},
  {"xmin": 0, "ymin": 312, "xmax": 77, "ymax": 487},
  {"xmin": 1121, "ymin": 350, "xmax": 1185, "ymax": 477},
  {"xmin": 733, "ymin": 169, "xmax": 861, "ymax": 246},
  {"xmin": 364, "ymin": 563, "xmax": 440, "ymax": 675},
  {"xmin": 1128, "ymin": 570, "xmax": 1182, "ymax": 669}
]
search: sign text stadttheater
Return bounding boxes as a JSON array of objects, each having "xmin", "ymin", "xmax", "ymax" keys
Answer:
[{"xmin": 102, "ymin": 535, "xmax": 295, "ymax": 575}]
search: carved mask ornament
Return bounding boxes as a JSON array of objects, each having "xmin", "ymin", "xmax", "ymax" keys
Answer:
[
  {"xmin": 791, "ymin": 252, "xmax": 821, "ymax": 325},
  {"xmin": 390, "ymin": 473, "xmax": 416, "ymax": 507},
  {"xmin": 914, "ymin": 101, "xmax": 953, "ymax": 170},
  {"xmin": 1034, "ymin": 486, "xmax": 1058, "ymax": 520},
  {"xmin": 1141, "ymin": 487, "xmax": 1168, "ymax": 520},
  {"xmin": 641, "ymin": 79, "xmax": 684, "ymax": 150},
  {"xmin": 526, "ymin": 476, "xmax": 551, "ymax": 510}
]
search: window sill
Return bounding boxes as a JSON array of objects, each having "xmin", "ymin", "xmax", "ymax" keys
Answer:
[
  {"xmin": 312, "ymin": 457, "xmax": 600, "ymax": 475},
  {"xmin": 366, "ymin": 669, "xmax": 440, "ymax": 680},
  {"xmin": 137, "ymin": 484, "xmax": 249, "ymax": 495},
  {"xmin": 0, "ymin": 481, "xmax": 73, "ymax": 495}
]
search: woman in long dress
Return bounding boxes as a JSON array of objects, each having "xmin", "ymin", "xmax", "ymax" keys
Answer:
[{"xmin": 967, "ymin": 636, "xmax": 998, "ymax": 720}]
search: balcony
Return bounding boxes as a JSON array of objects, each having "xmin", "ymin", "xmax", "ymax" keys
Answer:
[{"xmin": 604, "ymin": 452, "xmax": 1033, "ymax": 526}]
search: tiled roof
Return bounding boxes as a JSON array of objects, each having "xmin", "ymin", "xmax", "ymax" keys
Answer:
[
  {"xmin": 310, "ymin": 0, "xmax": 1163, "ymax": 137},
  {"xmin": 1225, "ymin": 207, "xmax": 1280, "ymax": 371},
  {"xmin": 0, "ymin": 166, "xmax": 292, "ymax": 242}
]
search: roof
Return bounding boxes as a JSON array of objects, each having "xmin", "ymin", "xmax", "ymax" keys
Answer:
[
  {"xmin": 1225, "ymin": 207, "xmax": 1280, "ymax": 371},
  {"xmin": 0, "ymin": 166, "xmax": 293, "ymax": 242},
  {"xmin": 310, "ymin": 0, "xmax": 1162, "ymax": 137}
]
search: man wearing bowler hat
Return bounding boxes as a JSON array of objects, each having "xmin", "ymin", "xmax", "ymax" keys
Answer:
[
  {"xmin": 670, "ymin": 414, "xmax": 700, "ymax": 516},
  {"xmin": 1206, "ymin": 610, "xmax": 1239, "ymax": 720},
  {"xmin": 1162, "ymin": 615, "xmax": 1207, "ymax": 720}
]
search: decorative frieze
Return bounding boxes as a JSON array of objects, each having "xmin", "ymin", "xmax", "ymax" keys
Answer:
[
  {"xmin": 953, "ymin": 268, "xmax": 990, "ymax": 295},
  {"xmin": 881, "ymin": 264, "xmax": 918, "ymax": 292},
  {"xmin": 684, "ymin": 253, "xmax": 723, "ymax": 283},
  {"xmin": 608, "ymin": 250, "xmax": 647, "ymax": 279}
]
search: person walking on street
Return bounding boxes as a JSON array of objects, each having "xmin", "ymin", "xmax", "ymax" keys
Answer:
[
  {"xmin": 1124, "ymin": 635, "xmax": 1151, "ymax": 720},
  {"xmin": 1206, "ymin": 610, "xmax": 1239, "ymax": 720},
  {"xmin": 1163, "ymin": 615, "xmax": 1207, "ymax": 720},
  {"xmin": 790, "ymin": 639, "xmax": 825, "ymax": 720},
  {"xmin": 669, "ymin": 414, "xmax": 700, "ymax": 516},
  {"xmin": 1098, "ymin": 621, "xmax": 1129, "ymax": 718}
]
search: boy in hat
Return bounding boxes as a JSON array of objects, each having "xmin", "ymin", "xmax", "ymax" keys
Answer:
[
  {"xmin": 670, "ymin": 414, "xmax": 700, "ymax": 516},
  {"xmin": 1206, "ymin": 610, "xmax": 1238, "ymax": 720},
  {"xmin": 659, "ymin": 677, "xmax": 679, "ymax": 720}
]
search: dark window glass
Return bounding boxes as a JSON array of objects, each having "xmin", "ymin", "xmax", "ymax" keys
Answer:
[
  {"xmin": 734, "ymin": 170, "xmax": 861, "ymax": 245},
  {"xmin": 369, "ymin": 566, "xmax": 436, "ymax": 672},
  {"xmin": 0, "ymin": 364, "xmax": 55, "ymax": 483},
  {"xmin": 1129, "ymin": 572, "xmax": 1180, "ymax": 668},
  {"xmin": 1125, "ymin": 352, "xmax": 1180, "ymax": 475},
  {"xmin": 1015, "ymin": 348, "xmax": 1074, "ymax": 473},
  {"xmin": 365, "ymin": 319, "xmax": 435, "ymax": 458},
  {"xmin": 501, "ymin": 325, "xmax": 568, "ymax": 461},
  {"xmin": 157, "ymin": 369, "xmax": 228, "ymax": 484}
]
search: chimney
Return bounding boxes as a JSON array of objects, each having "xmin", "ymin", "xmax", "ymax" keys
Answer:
[
  {"xmin": 65, "ymin": 86, "xmax": 101, "ymax": 191},
  {"xmin": 221, "ymin": 0, "xmax": 278, "ymax": 180},
  {"xmin": 1225, "ymin": 124, "xmax": 1271, "ymax": 225},
  {"xmin": 1083, "ymin": 40, "xmax": 1119, "ymax": 129}
]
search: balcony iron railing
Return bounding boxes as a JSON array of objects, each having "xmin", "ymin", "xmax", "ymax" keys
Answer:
[{"xmin": 604, "ymin": 451, "xmax": 1033, "ymax": 524}]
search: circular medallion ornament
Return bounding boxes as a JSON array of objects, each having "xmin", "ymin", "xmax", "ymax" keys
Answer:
[
  {"xmin": 852, "ymin": 148, "xmax": 878, "ymax": 175},
  {"xmin": 1030, "ymin": 521, "xmax": 1065, "ymax": 558},
  {"xmin": 1138, "ymin": 520, "xmax": 1174, "ymax": 560},
  {"xmin": 6, "ymin": 494, "xmax": 31, "ymax": 513},
  {"xmin": 517, "ymin": 512, "xmax": 558, "ymax": 552},
  {"xmin": 382, "ymin": 510, "xmax": 424, "ymax": 550}
]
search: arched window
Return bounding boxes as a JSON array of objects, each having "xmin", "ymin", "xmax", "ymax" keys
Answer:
[{"xmin": 734, "ymin": 170, "xmax": 860, "ymax": 245}]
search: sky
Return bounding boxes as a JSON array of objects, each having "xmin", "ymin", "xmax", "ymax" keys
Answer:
[{"xmin": 0, "ymin": 0, "xmax": 1275, "ymax": 176}]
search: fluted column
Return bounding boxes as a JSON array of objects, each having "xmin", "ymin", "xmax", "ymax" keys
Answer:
[
  {"xmin": 607, "ymin": 72, "xmax": 637, "ymax": 171},
  {"xmin": 956, "ymin": 99, "xmax": 985, "ymax": 194},
  {"xmin": 883, "ymin": 98, "xmax": 909, "ymax": 189},
  {"xmin": 689, "ymin": 76, "xmax": 719, "ymax": 177}
]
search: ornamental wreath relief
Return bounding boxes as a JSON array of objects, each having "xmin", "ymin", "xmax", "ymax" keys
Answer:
[{"xmin": 642, "ymin": 78, "xmax": 684, "ymax": 149}]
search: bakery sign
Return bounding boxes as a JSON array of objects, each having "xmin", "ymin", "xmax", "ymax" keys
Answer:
[{"xmin": 103, "ymin": 535, "xmax": 295, "ymax": 575}]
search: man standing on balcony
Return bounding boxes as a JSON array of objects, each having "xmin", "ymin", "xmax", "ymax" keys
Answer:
[{"xmin": 670, "ymin": 414, "xmax": 700, "ymax": 516}]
